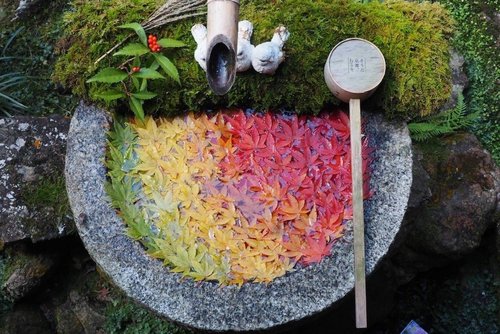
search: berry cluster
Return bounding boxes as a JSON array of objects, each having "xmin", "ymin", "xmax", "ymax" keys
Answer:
[
  {"xmin": 132, "ymin": 66, "xmax": 140, "ymax": 73},
  {"xmin": 148, "ymin": 35, "xmax": 161, "ymax": 53}
]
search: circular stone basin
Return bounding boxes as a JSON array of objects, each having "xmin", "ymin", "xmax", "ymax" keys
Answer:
[{"xmin": 65, "ymin": 103, "xmax": 412, "ymax": 332}]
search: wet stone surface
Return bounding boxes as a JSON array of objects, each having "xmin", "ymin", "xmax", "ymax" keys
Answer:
[
  {"xmin": 0, "ymin": 116, "xmax": 74, "ymax": 244},
  {"xmin": 65, "ymin": 102, "xmax": 412, "ymax": 332}
]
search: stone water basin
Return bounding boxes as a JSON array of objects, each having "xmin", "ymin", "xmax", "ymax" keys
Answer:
[{"xmin": 65, "ymin": 103, "xmax": 412, "ymax": 331}]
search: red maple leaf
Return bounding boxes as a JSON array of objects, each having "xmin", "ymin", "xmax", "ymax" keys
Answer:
[{"xmin": 300, "ymin": 234, "xmax": 333, "ymax": 265}]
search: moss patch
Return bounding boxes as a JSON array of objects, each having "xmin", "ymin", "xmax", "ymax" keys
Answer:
[
  {"xmin": 54, "ymin": 0, "xmax": 454, "ymax": 118},
  {"xmin": 21, "ymin": 176, "xmax": 70, "ymax": 221},
  {"xmin": 436, "ymin": 0, "xmax": 499, "ymax": 163}
]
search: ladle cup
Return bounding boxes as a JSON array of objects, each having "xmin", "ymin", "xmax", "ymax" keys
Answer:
[{"xmin": 324, "ymin": 38, "xmax": 386, "ymax": 329}]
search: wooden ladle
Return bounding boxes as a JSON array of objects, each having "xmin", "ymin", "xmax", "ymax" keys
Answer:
[{"xmin": 324, "ymin": 38, "xmax": 386, "ymax": 329}]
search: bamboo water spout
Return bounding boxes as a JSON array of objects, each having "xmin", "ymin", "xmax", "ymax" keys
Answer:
[{"xmin": 206, "ymin": 0, "xmax": 239, "ymax": 95}]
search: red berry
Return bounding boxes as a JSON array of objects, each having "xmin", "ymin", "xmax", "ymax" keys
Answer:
[{"xmin": 132, "ymin": 66, "xmax": 140, "ymax": 73}]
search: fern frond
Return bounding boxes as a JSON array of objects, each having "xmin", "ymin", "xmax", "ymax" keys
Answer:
[{"xmin": 409, "ymin": 93, "xmax": 477, "ymax": 142}]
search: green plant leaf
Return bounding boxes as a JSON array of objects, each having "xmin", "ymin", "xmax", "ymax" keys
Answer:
[
  {"xmin": 132, "ymin": 56, "xmax": 141, "ymax": 67},
  {"xmin": 140, "ymin": 78, "xmax": 148, "ymax": 91},
  {"xmin": 132, "ymin": 91, "xmax": 157, "ymax": 100},
  {"xmin": 118, "ymin": 23, "xmax": 147, "ymax": 46},
  {"xmin": 132, "ymin": 68, "xmax": 165, "ymax": 80},
  {"xmin": 131, "ymin": 76, "xmax": 140, "ymax": 91},
  {"xmin": 87, "ymin": 68, "xmax": 127, "ymax": 83},
  {"xmin": 113, "ymin": 43, "xmax": 150, "ymax": 56},
  {"xmin": 152, "ymin": 54, "xmax": 179, "ymax": 84},
  {"xmin": 95, "ymin": 89, "xmax": 126, "ymax": 101},
  {"xmin": 0, "ymin": 91, "xmax": 27, "ymax": 113},
  {"xmin": 157, "ymin": 38, "xmax": 186, "ymax": 48},
  {"xmin": 129, "ymin": 96, "xmax": 144, "ymax": 121},
  {"xmin": 150, "ymin": 61, "xmax": 160, "ymax": 71}
]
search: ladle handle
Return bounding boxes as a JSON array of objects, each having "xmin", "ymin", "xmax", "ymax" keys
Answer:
[{"xmin": 350, "ymin": 98, "xmax": 367, "ymax": 328}]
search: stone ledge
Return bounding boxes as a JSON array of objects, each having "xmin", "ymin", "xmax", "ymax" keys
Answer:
[{"xmin": 0, "ymin": 115, "xmax": 74, "ymax": 244}]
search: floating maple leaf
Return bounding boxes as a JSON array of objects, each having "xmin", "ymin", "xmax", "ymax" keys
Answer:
[
  {"xmin": 108, "ymin": 108, "xmax": 372, "ymax": 285},
  {"xmin": 301, "ymin": 234, "xmax": 333, "ymax": 265}
]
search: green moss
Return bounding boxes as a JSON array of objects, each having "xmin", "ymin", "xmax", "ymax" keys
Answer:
[
  {"xmin": 21, "ymin": 176, "xmax": 70, "ymax": 220},
  {"xmin": 104, "ymin": 295, "xmax": 191, "ymax": 334},
  {"xmin": 0, "ymin": 247, "xmax": 35, "ymax": 312},
  {"xmin": 54, "ymin": 0, "xmax": 454, "ymax": 118},
  {"xmin": 436, "ymin": 0, "xmax": 499, "ymax": 164}
]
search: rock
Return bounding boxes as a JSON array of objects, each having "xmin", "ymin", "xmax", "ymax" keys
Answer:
[
  {"xmin": 55, "ymin": 303, "xmax": 85, "ymax": 334},
  {"xmin": 0, "ymin": 116, "xmax": 74, "ymax": 244},
  {"xmin": 410, "ymin": 133, "xmax": 498, "ymax": 256},
  {"xmin": 54, "ymin": 291, "xmax": 106, "ymax": 334},
  {"xmin": 13, "ymin": 0, "xmax": 46, "ymax": 19},
  {"xmin": 390, "ymin": 133, "xmax": 499, "ymax": 284},
  {"xmin": 441, "ymin": 50, "xmax": 469, "ymax": 111},
  {"xmin": 0, "ymin": 303, "xmax": 52, "ymax": 334},
  {"xmin": 68, "ymin": 290, "xmax": 106, "ymax": 334},
  {"xmin": 65, "ymin": 103, "xmax": 412, "ymax": 331},
  {"xmin": 1, "ymin": 243, "xmax": 59, "ymax": 301}
]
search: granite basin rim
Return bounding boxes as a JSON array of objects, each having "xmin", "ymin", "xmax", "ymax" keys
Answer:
[{"xmin": 64, "ymin": 103, "xmax": 412, "ymax": 332}]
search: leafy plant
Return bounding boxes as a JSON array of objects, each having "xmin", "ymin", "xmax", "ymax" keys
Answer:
[
  {"xmin": 0, "ymin": 28, "xmax": 27, "ymax": 116},
  {"xmin": 105, "ymin": 294, "xmax": 191, "ymax": 334},
  {"xmin": 86, "ymin": 22, "xmax": 185, "ymax": 121},
  {"xmin": 0, "ymin": 72, "xmax": 27, "ymax": 116},
  {"xmin": 408, "ymin": 94, "xmax": 478, "ymax": 142},
  {"xmin": 0, "ymin": 0, "xmax": 78, "ymax": 116}
]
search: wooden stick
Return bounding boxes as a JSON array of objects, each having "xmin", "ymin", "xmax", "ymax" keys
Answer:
[
  {"xmin": 349, "ymin": 98, "xmax": 367, "ymax": 329},
  {"xmin": 94, "ymin": 35, "xmax": 131, "ymax": 65}
]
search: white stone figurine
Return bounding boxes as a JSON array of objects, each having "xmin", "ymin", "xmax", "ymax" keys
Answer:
[
  {"xmin": 236, "ymin": 20, "xmax": 255, "ymax": 72},
  {"xmin": 252, "ymin": 25, "xmax": 290, "ymax": 75},
  {"xmin": 191, "ymin": 22, "xmax": 290, "ymax": 75},
  {"xmin": 191, "ymin": 24, "xmax": 208, "ymax": 71}
]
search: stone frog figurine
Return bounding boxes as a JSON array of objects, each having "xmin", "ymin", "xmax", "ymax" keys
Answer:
[
  {"xmin": 252, "ymin": 25, "xmax": 290, "ymax": 75},
  {"xmin": 236, "ymin": 20, "xmax": 255, "ymax": 72},
  {"xmin": 191, "ymin": 23, "xmax": 208, "ymax": 71}
]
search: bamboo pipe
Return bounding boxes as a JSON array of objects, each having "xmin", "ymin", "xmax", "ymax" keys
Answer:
[{"xmin": 206, "ymin": 0, "xmax": 239, "ymax": 95}]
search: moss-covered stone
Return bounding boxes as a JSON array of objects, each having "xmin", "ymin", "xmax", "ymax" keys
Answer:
[
  {"xmin": 0, "ymin": 244, "xmax": 59, "ymax": 302},
  {"xmin": 53, "ymin": 0, "xmax": 454, "ymax": 119},
  {"xmin": 21, "ymin": 176, "xmax": 70, "ymax": 222}
]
